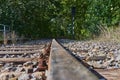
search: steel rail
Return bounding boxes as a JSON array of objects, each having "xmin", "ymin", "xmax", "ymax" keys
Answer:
[{"xmin": 47, "ymin": 39, "xmax": 106, "ymax": 80}]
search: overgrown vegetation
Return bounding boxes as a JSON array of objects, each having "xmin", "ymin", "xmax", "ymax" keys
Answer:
[{"xmin": 0, "ymin": 0, "xmax": 119, "ymax": 40}]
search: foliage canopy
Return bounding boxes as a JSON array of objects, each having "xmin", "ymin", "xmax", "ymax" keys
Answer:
[{"xmin": 0, "ymin": 0, "xmax": 119, "ymax": 39}]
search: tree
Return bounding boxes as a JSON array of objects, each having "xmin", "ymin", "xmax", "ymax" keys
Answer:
[{"xmin": 0, "ymin": 0, "xmax": 119, "ymax": 40}]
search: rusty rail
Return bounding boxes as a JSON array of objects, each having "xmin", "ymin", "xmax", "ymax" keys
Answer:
[{"xmin": 47, "ymin": 39, "xmax": 106, "ymax": 80}]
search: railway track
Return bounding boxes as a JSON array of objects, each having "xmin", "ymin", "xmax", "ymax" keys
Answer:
[
  {"xmin": 0, "ymin": 45, "xmax": 43, "ymax": 54},
  {"xmin": 0, "ymin": 39, "xmax": 119, "ymax": 80},
  {"xmin": 47, "ymin": 39, "xmax": 106, "ymax": 80},
  {"xmin": 0, "ymin": 40, "xmax": 51, "ymax": 80}
]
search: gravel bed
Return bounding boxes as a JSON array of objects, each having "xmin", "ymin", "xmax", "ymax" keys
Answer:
[
  {"xmin": 59, "ymin": 39, "xmax": 120, "ymax": 69},
  {"xmin": 0, "ymin": 39, "xmax": 51, "ymax": 80}
]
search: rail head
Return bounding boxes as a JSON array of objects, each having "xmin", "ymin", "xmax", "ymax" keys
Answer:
[{"xmin": 47, "ymin": 39, "xmax": 106, "ymax": 80}]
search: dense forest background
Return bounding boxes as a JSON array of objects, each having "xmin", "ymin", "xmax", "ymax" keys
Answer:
[{"xmin": 0, "ymin": 0, "xmax": 120, "ymax": 40}]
